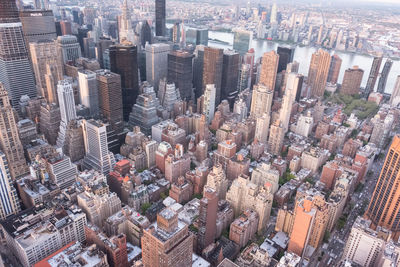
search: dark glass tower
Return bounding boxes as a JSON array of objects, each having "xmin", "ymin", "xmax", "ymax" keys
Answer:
[
  {"xmin": 140, "ymin": 20, "xmax": 152, "ymax": 48},
  {"xmin": 167, "ymin": 50, "xmax": 194, "ymax": 101},
  {"xmin": 155, "ymin": 0, "xmax": 166, "ymax": 36},
  {"xmin": 365, "ymin": 56, "xmax": 383, "ymax": 95},
  {"xmin": 277, "ymin": 46, "xmax": 295, "ymax": 73},
  {"xmin": 109, "ymin": 43, "xmax": 139, "ymax": 121},
  {"xmin": 377, "ymin": 59, "xmax": 393, "ymax": 94},
  {"xmin": 221, "ymin": 50, "xmax": 240, "ymax": 106},
  {"xmin": 0, "ymin": 0, "xmax": 36, "ymax": 111}
]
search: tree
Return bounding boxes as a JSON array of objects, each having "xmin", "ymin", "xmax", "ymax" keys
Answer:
[{"xmin": 141, "ymin": 202, "xmax": 151, "ymax": 214}]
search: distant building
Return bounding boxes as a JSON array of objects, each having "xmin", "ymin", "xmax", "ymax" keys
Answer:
[{"xmin": 341, "ymin": 66, "xmax": 364, "ymax": 95}]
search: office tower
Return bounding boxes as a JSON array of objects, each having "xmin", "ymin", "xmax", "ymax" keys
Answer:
[
  {"xmin": 279, "ymin": 73, "xmax": 302, "ymax": 132},
  {"xmin": 30, "ymin": 40, "xmax": 64, "ymax": 104},
  {"xmin": 0, "ymin": 152, "xmax": 20, "ymax": 219},
  {"xmin": 377, "ymin": 59, "xmax": 393, "ymax": 94},
  {"xmin": 268, "ymin": 120, "xmax": 284, "ymax": 155},
  {"xmin": 0, "ymin": 84, "xmax": 28, "ymax": 180},
  {"xmin": 277, "ymin": 47, "xmax": 295, "ymax": 73},
  {"xmin": 146, "ymin": 43, "xmax": 170, "ymax": 92},
  {"xmin": 307, "ymin": 48, "xmax": 331, "ymax": 97},
  {"xmin": 46, "ymin": 152, "xmax": 77, "ymax": 189},
  {"xmin": 270, "ymin": 3, "xmax": 277, "ymax": 24},
  {"xmin": 167, "ymin": 50, "xmax": 194, "ymax": 101},
  {"xmin": 158, "ymin": 79, "xmax": 181, "ymax": 112},
  {"xmin": 60, "ymin": 21, "xmax": 72, "ymax": 35},
  {"xmin": 140, "ymin": 20, "xmax": 152, "ymax": 48},
  {"xmin": 365, "ymin": 135, "xmax": 400, "ymax": 239},
  {"xmin": 78, "ymin": 70, "xmax": 99, "ymax": 117},
  {"xmin": 56, "ymin": 80, "xmax": 77, "ymax": 148},
  {"xmin": 56, "ymin": 35, "xmax": 82, "ymax": 63},
  {"xmin": 226, "ymin": 174, "xmax": 273, "ymax": 232},
  {"xmin": 203, "ymin": 47, "xmax": 223, "ymax": 105},
  {"xmin": 119, "ymin": 0, "xmax": 134, "ymax": 42},
  {"xmin": 206, "ymin": 164, "xmax": 228, "ymax": 200},
  {"xmin": 342, "ymin": 216, "xmax": 390, "ymax": 267},
  {"xmin": 203, "ymin": 84, "xmax": 216, "ymax": 124},
  {"xmin": 327, "ymin": 54, "xmax": 342, "ymax": 84},
  {"xmin": 82, "ymin": 119, "xmax": 116, "ymax": 175},
  {"xmin": 141, "ymin": 208, "xmax": 193, "ymax": 267},
  {"xmin": 40, "ymin": 103, "xmax": 61, "ymax": 145},
  {"xmin": 64, "ymin": 120, "xmax": 85, "ymax": 162},
  {"xmin": 390, "ymin": 75, "xmax": 400, "ymax": 107},
  {"xmin": 193, "ymin": 45, "xmax": 205, "ymax": 98},
  {"xmin": 172, "ymin": 22, "xmax": 180, "ymax": 43},
  {"xmin": 186, "ymin": 28, "xmax": 209, "ymax": 46},
  {"xmin": 221, "ymin": 50, "xmax": 240, "ymax": 105},
  {"xmin": 83, "ymin": 37, "xmax": 95, "ymax": 59},
  {"xmin": 255, "ymin": 113, "xmax": 270, "ymax": 144},
  {"xmin": 109, "ymin": 43, "xmax": 139, "ymax": 121},
  {"xmin": 155, "ymin": 0, "xmax": 166, "ymax": 36},
  {"xmin": 97, "ymin": 37, "xmax": 113, "ymax": 69},
  {"xmin": 238, "ymin": 64, "xmax": 251, "ymax": 92},
  {"xmin": 365, "ymin": 56, "xmax": 383, "ymax": 95},
  {"xmin": 0, "ymin": 0, "xmax": 36, "ymax": 110},
  {"xmin": 19, "ymin": 10, "xmax": 56, "ymax": 45},
  {"xmin": 250, "ymin": 84, "xmax": 273, "ymax": 118},
  {"xmin": 341, "ymin": 66, "xmax": 364, "ymax": 95},
  {"xmin": 129, "ymin": 88, "xmax": 160, "ymax": 135},
  {"xmin": 95, "ymin": 70, "xmax": 123, "ymax": 135},
  {"xmin": 233, "ymin": 29, "xmax": 252, "ymax": 55},
  {"xmin": 197, "ymin": 187, "xmax": 218, "ymax": 254},
  {"xmin": 259, "ymin": 51, "xmax": 279, "ymax": 91}
]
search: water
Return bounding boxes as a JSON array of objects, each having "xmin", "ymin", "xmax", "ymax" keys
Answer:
[{"xmin": 208, "ymin": 31, "xmax": 400, "ymax": 94}]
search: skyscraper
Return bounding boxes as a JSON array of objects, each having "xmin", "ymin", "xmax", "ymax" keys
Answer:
[
  {"xmin": 0, "ymin": 152, "xmax": 20, "ymax": 220},
  {"xmin": 307, "ymin": 49, "xmax": 331, "ymax": 97},
  {"xmin": 250, "ymin": 84, "xmax": 273, "ymax": 118},
  {"xmin": 270, "ymin": 3, "xmax": 277, "ymax": 24},
  {"xmin": 78, "ymin": 70, "xmax": 99, "ymax": 117},
  {"xmin": 279, "ymin": 73, "xmax": 302, "ymax": 132},
  {"xmin": 365, "ymin": 56, "xmax": 383, "ymax": 95},
  {"xmin": 390, "ymin": 75, "xmax": 400, "ymax": 107},
  {"xmin": 193, "ymin": 45, "xmax": 205, "ymax": 98},
  {"xmin": 56, "ymin": 35, "xmax": 82, "ymax": 64},
  {"xmin": 155, "ymin": 0, "xmax": 166, "ymax": 36},
  {"xmin": 233, "ymin": 29, "xmax": 252, "ymax": 56},
  {"xmin": 167, "ymin": 50, "xmax": 194, "ymax": 101},
  {"xmin": 197, "ymin": 187, "xmax": 218, "ymax": 254},
  {"xmin": 259, "ymin": 51, "xmax": 279, "ymax": 91},
  {"xmin": 268, "ymin": 120, "xmax": 285, "ymax": 156},
  {"xmin": 119, "ymin": 0, "xmax": 135, "ymax": 42},
  {"xmin": 146, "ymin": 43, "xmax": 170, "ymax": 92},
  {"xmin": 203, "ymin": 47, "xmax": 223, "ymax": 105},
  {"xmin": 203, "ymin": 84, "xmax": 216, "ymax": 124},
  {"xmin": 365, "ymin": 135, "xmax": 400, "ymax": 239},
  {"xmin": 0, "ymin": 83, "xmax": 28, "ymax": 180},
  {"xmin": 0, "ymin": 0, "xmax": 36, "ymax": 110},
  {"xmin": 19, "ymin": 10, "xmax": 57, "ymax": 44},
  {"xmin": 327, "ymin": 54, "xmax": 342, "ymax": 84},
  {"xmin": 109, "ymin": 43, "xmax": 139, "ymax": 121},
  {"xmin": 30, "ymin": 40, "xmax": 64, "ymax": 104},
  {"xmin": 377, "ymin": 59, "xmax": 393, "ymax": 94},
  {"xmin": 82, "ymin": 119, "xmax": 116, "ymax": 175},
  {"xmin": 341, "ymin": 66, "xmax": 364, "ymax": 95},
  {"xmin": 221, "ymin": 50, "xmax": 240, "ymax": 105},
  {"xmin": 56, "ymin": 79, "xmax": 77, "ymax": 149},
  {"xmin": 277, "ymin": 47, "xmax": 295, "ymax": 73}
]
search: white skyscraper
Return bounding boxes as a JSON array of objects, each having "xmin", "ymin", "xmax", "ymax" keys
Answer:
[
  {"xmin": 119, "ymin": 0, "xmax": 135, "ymax": 42},
  {"xmin": 57, "ymin": 79, "xmax": 77, "ymax": 148},
  {"xmin": 82, "ymin": 119, "xmax": 115, "ymax": 175},
  {"xmin": 255, "ymin": 113, "xmax": 270, "ymax": 144},
  {"xmin": 78, "ymin": 70, "xmax": 99, "ymax": 117},
  {"xmin": 0, "ymin": 152, "xmax": 20, "ymax": 220},
  {"xmin": 250, "ymin": 84, "xmax": 273, "ymax": 118},
  {"xmin": 279, "ymin": 73, "xmax": 301, "ymax": 132},
  {"xmin": 203, "ymin": 84, "xmax": 216, "ymax": 124},
  {"xmin": 270, "ymin": 3, "xmax": 278, "ymax": 24}
]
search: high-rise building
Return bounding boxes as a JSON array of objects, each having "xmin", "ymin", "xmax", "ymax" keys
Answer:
[
  {"xmin": 237, "ymin": 64, "xmax": 251, "ymax": 92},
  {"xmin": 232, "ymin": 29, "xmax": 252, "ymax": 56},
  {"xmin": 365, "ymin": 56, "xmax": 383, "ymax": 95},
  {"xmin": 259, "ymin": 51, "xmax": 279, "ymax": 91},
  {"xmin": 203, "ymin": 84, "xmax": 216, "ymax": 124},
  {"xmin": 203, "ymin": 47, "xmax": 223, "ymax": 105},
  {"xmin": 0, "ymin": 152, "xmax": 20, "ymax": 220},
  {"xmin": 46, "ymin": 152, "xmax": 77, "ymax": 189},
  {"xmin": 186, "ymin": 28, "xmax": 208, "ymax": 46},
  {"xmin": 19, "ymin": 10, "xmax": 57, "ymax": 44},
  {"xmin": 250, "ymin": 84, "xmax": 273, "ymax": 118},
  {"xmin": 268, "ymin": 120, "xmax": 285, "ymax": 156},
  {"xmin": 206, "ymin": 164, "xmax": 228, "ymax": 200},
  {"xmin": 277, "ymin": 47, "xmax": 295, "ymax": 73},
  {"xmin": 221, "ymin": 50, "xmax": 240, "ymax": 105},
  {"xmin": 82, "ymin": 119, "xmax": 116, "ymax": 175},
  {"xmin": 193, "ymin": 45, "xmax": 205, "ymax": 98},
  {"xmin": 30, "ymin": 40, "xmax": 64, "ymax": 104},
  {"xmin": 270, "ymin": 3, "xmax": 277, "ymax": 24},
  {"xmin": 377, "ymin": 59, "xmax": 393, "ymax": 94},
  {"xmin": 0, "ymin": 84, "xmax": 28, "ymax": 180},
  {"xmin": 78, "ymin": 70, "xmax": 99, "ymax": 117},
  {"xmin": 167, "ymin": 50, "xmax": 194, "ymax": 101},
  {"xmin": 56, "ymin": 80, "xmax": 77, "ymax": 149},
  {"xmin": 155, "ymin": 0, "xmax": 166, "ymax": 36},
  {"xmin": 56, "ymin": 35, "xmax": 82, "ymax": 64},
  {"xmin": 365, "ymin": 135, "xmax": 400, "ymax": 239},
  {"xmin": 255, "ymin": 113, "xmax": 270, "ymax": 144},
  {"xmin": 146, "ymin": 43, "xmax": 170, "ymax": 92},
  {"xmin": 119, "ymin": 0, "xmax": 135, "ymax": 42},
  {"xmin": 341, "ymin": 66, "xmax": 364, "ymax": 95},
  {"xmin": 279, "ymin": 73, "xmax": 302, "ymax": 132},
  {"xmin": 109, "ymin": 43, "xmax": 139, "ymax": 121},
  {"xmin": 141, "ymin": 208, "xmax": 193, "ymax": 267},
  {"xmin": 0, "ymin": 0, "xmax": 36, "ymax": 110},
  {"xmin": 307, "ymin": 49, "xmax": 331, "ymax": 97},
  {"xmin": 40, "ymin": 103, "xmax": 61, "ymax": 145},
  {"xmin": 197, "ymin": 187, "xmax": 218, "ymax": 254},
  {"xmin": 327, "ymin": 54, "xmax": 342, "ymax": 84},
  {"xmin": 390, "ymin": 75, "xmax": 400, "ymax": 107}
]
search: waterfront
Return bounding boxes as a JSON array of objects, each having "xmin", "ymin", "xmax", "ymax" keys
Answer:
[{"xmin": 208, "ymin": 30, "xmax": 400, "ymax": 94}]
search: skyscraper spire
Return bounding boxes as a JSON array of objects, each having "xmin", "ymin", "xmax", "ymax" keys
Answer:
[{"xmin": 119, "ymin": 0, "xmax": 134, "ymax": 42}]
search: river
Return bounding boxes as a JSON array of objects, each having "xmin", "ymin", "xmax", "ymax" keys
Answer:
[{"xmin": 208, "ymin": 31, "xmax": 400, "ymax": 94}]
